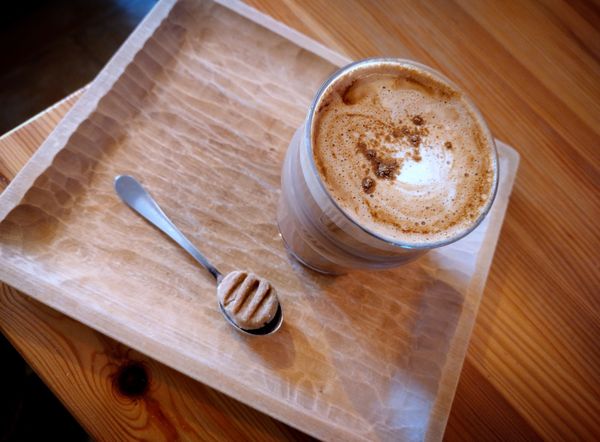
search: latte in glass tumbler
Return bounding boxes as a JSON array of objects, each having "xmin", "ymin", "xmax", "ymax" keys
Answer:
[{"xmin": 277, "ymin": 58, "xmax": 498, "ymax": 274}]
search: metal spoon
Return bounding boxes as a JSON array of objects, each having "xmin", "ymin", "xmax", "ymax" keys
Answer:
[{"xmin": 114, "ymin": 175, "xmax": 282, "ymax": 336}]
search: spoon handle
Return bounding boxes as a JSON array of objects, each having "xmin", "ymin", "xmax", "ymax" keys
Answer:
[{"xmin": 114, "ymin": 175, "xmax": 222, "ymax": 282}]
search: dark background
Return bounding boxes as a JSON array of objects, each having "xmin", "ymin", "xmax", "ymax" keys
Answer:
[
  {"xmin": 0, "ymin": 0, "xmax": 157, "ymax": 134},
  {"xmin": 0, "ymin": 0, "xmax": 156, "ymax": 439}
]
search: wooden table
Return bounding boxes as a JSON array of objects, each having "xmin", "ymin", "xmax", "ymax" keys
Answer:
[{"xmin": 1, "ymin": 1, "xmax": 598, "ymax": 440}]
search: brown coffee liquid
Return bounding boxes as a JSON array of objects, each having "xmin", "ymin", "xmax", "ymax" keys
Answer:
[{"xmin": 312, "ymin": 62, "xmax": 496, "ymax": 244}]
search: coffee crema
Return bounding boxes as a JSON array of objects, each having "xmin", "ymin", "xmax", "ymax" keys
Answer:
[{"xmin": 312, "ymin": 62, "xmax": 497, "ymax": 245}]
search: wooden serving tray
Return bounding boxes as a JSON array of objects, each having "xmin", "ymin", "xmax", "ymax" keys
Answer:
[{"xmin": 0, "ymin": 0, "xmax": 519, "ymax": 440}]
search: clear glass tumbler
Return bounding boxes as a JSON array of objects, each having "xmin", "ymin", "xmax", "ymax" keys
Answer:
[{"xmin": 277, "ymin": 58, "xmax": 498, "ymax": 274}]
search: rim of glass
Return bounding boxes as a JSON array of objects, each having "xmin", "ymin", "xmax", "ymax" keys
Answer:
[{"xmin": 304, "ymin": 57, "xmax": 500, "ymax": 250}]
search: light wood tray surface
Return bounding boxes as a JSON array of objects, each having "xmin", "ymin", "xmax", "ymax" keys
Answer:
[{"xmin": 0, "ymin": 0, "xmax": 518, "ymax": 440}]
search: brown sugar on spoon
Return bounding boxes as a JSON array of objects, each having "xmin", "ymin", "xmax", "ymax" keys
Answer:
[{"xmin": 217, "ymin": 271, "xmax": 279, "ymax": 330}]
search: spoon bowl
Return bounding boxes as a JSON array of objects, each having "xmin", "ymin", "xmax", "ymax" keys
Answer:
[{"xmin": 219, "ymin": 302, "xmax": 283, "ymax": 336}]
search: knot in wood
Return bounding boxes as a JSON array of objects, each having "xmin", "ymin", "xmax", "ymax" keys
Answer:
[{"xmin": 113, "ymin": 361, "xmax": 149, "ymax": 398}]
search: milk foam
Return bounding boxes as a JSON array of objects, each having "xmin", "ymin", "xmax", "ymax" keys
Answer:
[{"xmin": 312, "ymin": 63, "xmax": 496, "ymax": 244}]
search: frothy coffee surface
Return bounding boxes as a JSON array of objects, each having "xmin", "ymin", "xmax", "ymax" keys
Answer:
[{"xmin": 312, "ymin": 63, "xmax": 496, "ymax": 244}]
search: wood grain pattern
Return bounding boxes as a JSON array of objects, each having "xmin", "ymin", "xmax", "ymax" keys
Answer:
[
  {"xmin": 0, "ymin": 0, "xmax": 598, "ymax": 441},
  {"xmin": 0, "ymin": 89, "xmax": 84, "ymax": 193},
  {"xmin": 0, "ymin": 1, "xmax": 519, "ymax": 440},
  {"xmin": 0, "ymin": 284, "xmax": 308, "ymax": 441}
]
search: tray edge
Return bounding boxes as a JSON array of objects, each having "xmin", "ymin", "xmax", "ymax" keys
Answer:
[{"xmin": 426, "ymin": 142, "xmax": 520, "ymax": 441}]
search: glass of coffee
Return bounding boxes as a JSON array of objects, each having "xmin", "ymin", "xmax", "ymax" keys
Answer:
[{"xmin": 277, "ymin": 58, "xmax": 499, "ymax": 274}]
